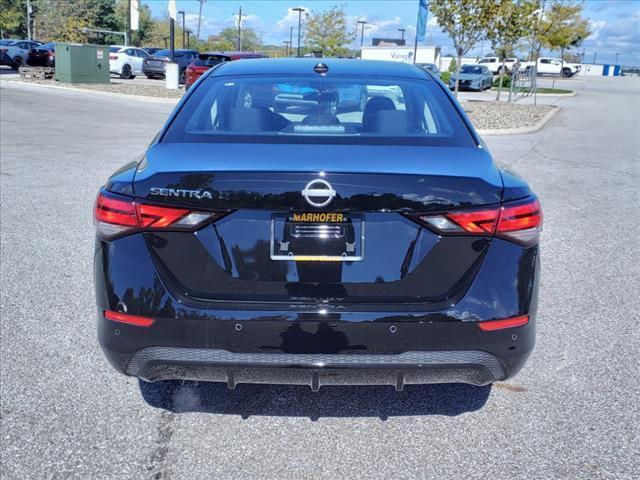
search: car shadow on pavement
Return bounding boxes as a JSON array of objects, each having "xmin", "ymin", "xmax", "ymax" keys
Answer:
[{"xmin": 139, "ymin": 381, "xmax": 491, "ymax": 418}]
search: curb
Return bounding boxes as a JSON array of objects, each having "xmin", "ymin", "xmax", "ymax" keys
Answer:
[
  {"xmin": 0, "ymin": 78, "xmax": 182, "ymax": 104},
  {"xmin": 477, "ymin": 106, "xmax": 560, "ymax": 136},
  {"xmin": 489, "ymin": 90, "xmax": 576, "ymax": 97}
]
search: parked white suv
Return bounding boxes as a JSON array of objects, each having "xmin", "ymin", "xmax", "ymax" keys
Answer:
[
  {"xmin": 477, "ymin": 57, "xmax": 517, "ymax": 74},
  {"xmin": 109, "ymin": 46, "xmax": 149, "ymax": 79},
  {"xmin": 521, "ymin": 57, "xmax": 580, "ymax": 78}
]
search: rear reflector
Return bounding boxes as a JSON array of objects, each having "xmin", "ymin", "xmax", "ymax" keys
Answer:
[
  {"xmin": 478, "ymin": 315, "xmax": 529, "ymax": 331},
  {"xmin": 104, "ymin": 310, "xmax": 155, "ymax": 327},
  {"xmin": 94, "ymin": 191, "xmax": 227, "ymax": 240},
  {"xmin": 411, "ymin": 197, "xmax": 542, "ymax": 245}
]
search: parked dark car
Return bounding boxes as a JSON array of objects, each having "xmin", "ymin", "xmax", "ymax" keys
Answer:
[
  {"xmin": 0, "ymin": 39, "xmax": 42, "ymax": 69},
  {"xmin": 185, "ymin": 51, "xmax": 268, "ymax": 91},
  {"xmin": 142, "ymin": 49, "xmax": 198, "ymax": 83},
  {"xmin": 27, "ymin": 42, "xmax": 56, "ymax": 67},
  {"xmin": 94, "ymin": 59, "xmax": 541, "ymax": 407},
  {"xmin": 143, "ymin": 47, "xmax": 164, "ymax": 56}
]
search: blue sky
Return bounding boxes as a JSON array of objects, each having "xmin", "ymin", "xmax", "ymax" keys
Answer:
[{"xmin": 144, "ymin": 0, "xmax": 640, "ymax": 65}]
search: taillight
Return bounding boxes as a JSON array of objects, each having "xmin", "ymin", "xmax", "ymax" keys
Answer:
[
  {"xmin": 109, "ymin": 54, "xmax": 118, "ymax": 60},
  {"xmin": 409, "ymin": 197, "xmax": 542, "ymax": 245},
  {"xmin": 94, "ymin": 191, "xmax": 227, "ymax": 240}
]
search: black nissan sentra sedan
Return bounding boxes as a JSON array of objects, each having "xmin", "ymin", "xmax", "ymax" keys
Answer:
[{"xmin": 94, "ymin": 59, "xmax": 541, "ymax": 405}]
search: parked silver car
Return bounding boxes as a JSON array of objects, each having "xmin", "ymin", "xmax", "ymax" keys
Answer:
[
  {"xmin": 449, "ymin": 64, "xmax": 493, "ymax": 91},
  {"xmin": 0, "ymin": 39, "xmax": 42, "ymax": 69}
]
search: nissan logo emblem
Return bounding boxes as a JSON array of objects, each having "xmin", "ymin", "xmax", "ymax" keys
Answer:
[{"xmin": 301, "ymin": 179, "xmax": 336, "ymax": 208}]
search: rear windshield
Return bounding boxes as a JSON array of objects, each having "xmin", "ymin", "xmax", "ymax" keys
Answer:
[
  {"xmin": 163, "ymin": 74, "xmax": 474, "ymax": 146},
  {"xmin": 109, "ymin": 47, "xmax": 121, "ymax": 53},
  {"xmin": 194, "ymin": 56, "xmax": 230, "ymax": 67}
]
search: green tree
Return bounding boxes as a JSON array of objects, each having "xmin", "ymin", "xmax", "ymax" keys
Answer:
[
  {"xmin": 114, "ymin": 0, "xmax": 153, "ymax": 46},
  {"xmin": 305, "ymin": 4, "xmax": 353, "ymax": 57},
  {"xmin": 543, "ymin": 0, "xmax": 590, "ymax": 84},
  {"xmin": 219, "ymin": 26, "xmax": 262, "ymax": 51},
  {"xmin": 430, "ymin": 0, "xmax": 500, "ymax": 97},
  {"xmin": 35, "ymin": 0, "xmax": 118, "ymax": 42},
  {"xmin": 0, "ymin": 0, "xmax": 25, "ymax": 38},
  {"xmin": 487, "ymin": 0, "xmax": 537, "ymax": 100}
]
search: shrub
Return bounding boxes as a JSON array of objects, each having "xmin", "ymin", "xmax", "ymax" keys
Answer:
[
  {"xmin": 492, "ymin": 75, "xmax": 512, "ymax": 88},
  {"xmin": 440, "ymin": 71, "xmax": 451, "ymax": 84}
]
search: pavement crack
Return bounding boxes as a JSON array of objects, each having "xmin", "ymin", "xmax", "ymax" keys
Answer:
[{"xmin": 146, "ymin": 411, "xmax": 176, "ymax": 479}]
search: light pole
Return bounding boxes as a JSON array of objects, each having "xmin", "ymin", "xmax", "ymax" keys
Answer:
[
  {"xmin": 398, "ymin": 28, "xmax": 405, "ymax": 41},
  {"xmin": 289, "ymin": 26, "xmax": 294, "ymax": 57},
  {"xmin": 293, "ymin": 7, "xmax": 305, "ymax": 57},
  {"xmin": 186, "ymin": 30, "xmax": 191, "ymax": 48},
  {"xmin": 615, "ymin": 52, "xmax": 619, "ymax": 65},
  {"xmin": 357, "ymin": 20, "xmax": 367, "ymax": 47},
  {"xmin": 178, "ymin": 11, "xmax": 185, "ymax": 48},
  {"xmin": 283, "ymin": 40, "xmax": 290, "ymax": 57}
]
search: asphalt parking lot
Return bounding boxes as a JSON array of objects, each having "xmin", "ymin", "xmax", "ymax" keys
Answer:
[{"xmin": 1, "ymin": 76, "xmax": 638, "ymax": 479}]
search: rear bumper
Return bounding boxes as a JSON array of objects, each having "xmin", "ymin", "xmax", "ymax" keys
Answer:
[
  {"xmin": 143, "ymin": 65, "xmax": 166, "ymax": 76},
  {"xmin": 96, "ymin": 232, "xmax": 539, "ymax": 388},
  {"xmin": 103, "ymin": 346, "xmax": 525, "ymax": 388}
]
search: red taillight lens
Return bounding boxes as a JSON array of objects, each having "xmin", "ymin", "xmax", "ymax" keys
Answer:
[
  {"xmin": 94, "ymin": 191, "xmax": 225, "ymax": 240},
  {"xmin": 478, "ymin": 315, "xmax": 529, "ymax": 331},
  {"xmin": 104, "ymin": 310, "xmax": 155, "ymax": 327},
  {"xmin": 411, "ymin": 197, "xmax": 542, "ymax": 245},
  {"xmin": 136, "ymin": 203, "xmax": 189, "ymax": 228},
  {"xmin": 109, "ymin": 54, "xmax": 118, "ymax": 60}
]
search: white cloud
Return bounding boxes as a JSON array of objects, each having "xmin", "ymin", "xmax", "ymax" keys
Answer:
[{"xmin": 275, "ymin": 6, "xmax": 311, "ymax": 32}]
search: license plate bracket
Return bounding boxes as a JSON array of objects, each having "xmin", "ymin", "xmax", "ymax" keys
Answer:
[{"xmin": 270, "ymin": 212, "xmax": 365, "ymax": 262}]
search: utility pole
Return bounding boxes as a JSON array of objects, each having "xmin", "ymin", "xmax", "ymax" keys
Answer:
[
  {"xmin": 289, "ymin": 26, "xmax": 294, "ymax": 56},
  {"xmin": 593, "ymin": 51, "xmax": 597, "ymax": 64},
  {"xmin": 283, "ymin": 40, "xmax": 290, "ymax": 56},
  {"xmin": 398, "ymin": 28, "xmax": 405, "ymax": 41},
  {"xmin": 178, "ymin": 11, "xmax": 185, "ymax": 48},
  {"xmin": 197, "ymin": 0, "xmax": 205, "ymax": 39},
  {"xmin": 238, "ymin": 6, "xmax": 243, "ymax": 51},
  {"xmin": 293, "ymin": 7, "xmax": 305, "ymax": 57},
  {"xmin": 26, "ymin": 0, "xmax": 32, "ymax": 41},
  {"xmin": 126, "ymin": 0, "xmax": 131, "ymax": 45},
  {"xmin": 186, "ymin": 30, "xmax": 191, "ymax": 48},
  {"xmin": 357, "ymin": 20, "xmax": 367, "ymax": 47},
  {"xmin": 615, "ymin": 52, "xmax": 619, "ymax": 65}
]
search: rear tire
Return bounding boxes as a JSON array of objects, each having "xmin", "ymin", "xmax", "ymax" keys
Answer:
[
  {"xmin": 179, "ymin": 69, "xmax": 186, "ymax": 85},
  {"xmin": 120, "ymin": 64, "xmax": 132, "ymax": 79},
  {"xmin": 145, "ymin": 74, "xmax": 155, "ymax": 79},
  {"xmin": 11, "ymin": 56, "xmax": 23, "ymax": 70}
]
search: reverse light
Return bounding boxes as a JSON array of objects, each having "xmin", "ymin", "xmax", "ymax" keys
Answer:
[
  {"xmin": 478, "ymin": 315, "xmax": 529, "ymax": 331},
  {"xmin": 411, "ymin": 197, "xmax": 542, "ymax": 245},
  {"xmin": 94, "ymin": 191, "xmax": 227, "ymax": 240},
  {"xmin": 104, "ymin": 310, "xmax": 155, "ymax": 327}
]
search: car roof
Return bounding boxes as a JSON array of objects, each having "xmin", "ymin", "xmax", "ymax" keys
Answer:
[{"xmin": 210, "ymin": 58, "xmax": 429, "ymax": 79}]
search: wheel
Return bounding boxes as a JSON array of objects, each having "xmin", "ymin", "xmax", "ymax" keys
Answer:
[
  {"xmin": 129, "ymin": 75, "xmax": 136, "ymax": 80},
  {"xmin": 145, "ymin": 74, "xmax": 155, "ymax": 79},
  {"xmin": 11, "ymin": 56, "xmax": 23, "ymax": 69},
  {"xmin": 138, "ymin": 379, "xmax": 178, "ymax": 410},
  {"xmin": 120, "ymin": 64, "xmax": 132, "ymax": 79},
  {"xmin": 179, "ymin": 69, "xmax": 186, "ymax": 84},
  {"xmin": 561, "ymin": 67, "xmax": 572, "ymax": 78}
]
